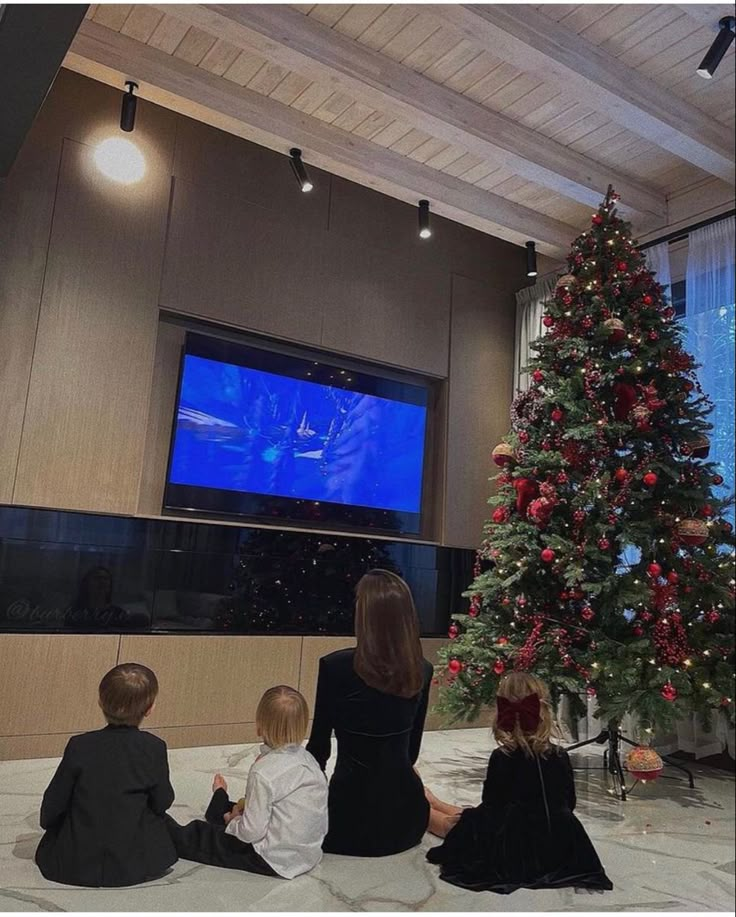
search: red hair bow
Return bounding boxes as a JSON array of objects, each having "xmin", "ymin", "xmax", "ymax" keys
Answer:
[{"xmin": 497, "ymin": 693, "xmax": 541, "ymax": 732}]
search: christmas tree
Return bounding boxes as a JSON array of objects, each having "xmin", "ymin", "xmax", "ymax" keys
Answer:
[{"xmin": 437, "ymin": 187, "xmax": 735, "ymax": 735}]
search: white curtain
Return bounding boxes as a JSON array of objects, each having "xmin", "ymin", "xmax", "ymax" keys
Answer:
[
  {"xmin": 644, "ymin": 240, "xmax": 672, "ymax": 291},
  {"xmin": 514, "ymin": 276, "xmax": 558, "ymax": 393},
  {"xmin": 678, "ymin": 216, "xmax": 736, "ymax": 760}
]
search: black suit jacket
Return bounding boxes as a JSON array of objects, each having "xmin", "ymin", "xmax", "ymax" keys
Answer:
[{"xmin": 35, "ymin": 725, "xmax": 177, "ymax": 887}]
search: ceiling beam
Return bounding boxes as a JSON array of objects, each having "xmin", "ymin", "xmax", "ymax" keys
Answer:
[
  {"xmin": 154, "ymin": 3, "xmax": 664, "ymax": 218},
  {"xmin": 676, "ymin": 5, "xmax": 736, "ymax": 27},
  {"xmin": 432, "ymin": 4, "xmax": 735, "ymax": 184},
  {"xmin": 68, "ymin": 21, "xmax": 578, "ymax": 256},
  {"xmin": 0, "ymin": 3, "xmax": 88, "ymax": 176}
]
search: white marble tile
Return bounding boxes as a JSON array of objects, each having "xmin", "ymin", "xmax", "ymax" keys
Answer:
[{"xmin": 0, "ymin": 728, "xmax": 733, "ymax": 912}]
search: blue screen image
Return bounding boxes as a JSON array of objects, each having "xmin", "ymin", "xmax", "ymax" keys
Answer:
[{"xmin": 168, "ymin": 355, "xmax": 427, "ymax": 514}]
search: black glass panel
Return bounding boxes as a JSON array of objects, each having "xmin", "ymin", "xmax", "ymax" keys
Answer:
[{"xmin": 0, "ymin": 506, "xmax": 473, "ymax": 636}]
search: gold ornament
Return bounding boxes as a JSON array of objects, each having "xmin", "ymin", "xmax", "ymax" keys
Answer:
[
  {"xmin": 625, "ymin": 746, "xmax": 663, "ymax": 781},
  {"xmin": 676, "ymin": 517, "xmax": 709, "ymax": 546},
  {"xmin": 555, "ymin": 273, "xmax": 576, "ymax": 291},
  {"xmin": 603, "ymin": 317, "xmax": 626, "ymax": 342},
  {"xmin": 491, "ymin": 442, "xmax": 516, "ymax": 467},
  {"xmin": 680, "ymin": 434, "xmax": 711, "ymax": 459},
  {"xmin": 632, "ymin": 403, "xmax": 651, "ymax": 425}
]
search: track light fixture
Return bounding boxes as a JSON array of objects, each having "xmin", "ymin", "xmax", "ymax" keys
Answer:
[
  {"xmin": 120, "ymin": 80, "xmax": 138, "ymax": 132},
  {"xmin": 526, "ymin": 241, "xmax": 538, "ymax": 278},
  {"xmin": 289, "ymin": 148, "xmax": 313, "ymax": 192},
  {"xmin": 697, "ymin": 17, "xmax": 735, "ymax": 79},
  {"xmin": 418, "ymin": 199, "xmax": 432, "ymax": 239}
]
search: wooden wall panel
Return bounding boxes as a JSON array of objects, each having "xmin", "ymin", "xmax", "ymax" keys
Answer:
[
  {"xmin": 0, "ymin": 634, "xmax": 119, "ymax": 736},
  {"xmin": 0, "ymin": 127, "xmax": 60, "ymax": 504},
  {"xmin": 13, "ymin": 119, "xmax": 174, "ymax": 514},
  {"xmin": 118, "ymin": 635, "xmax": 302, "ymax": 727},
  {"xmin": 444, "ymin": 274, "xmax": 517, "ymax": 548},
  {"xmin": 161, "ymin": 178, "xmax": 451, "ymax": 377},
  {"xmin": 137, "ymin": 321, "xmax": 185, "ymax": 515}
]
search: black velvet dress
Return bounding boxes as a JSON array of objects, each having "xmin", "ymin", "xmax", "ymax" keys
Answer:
[
  {"xmin": 427, "ymin": 747, "xmax": 613, "ymax": 894},
  {"xmin": 306, "ymin": 648, "xmax": 433, "ymax": 857}
]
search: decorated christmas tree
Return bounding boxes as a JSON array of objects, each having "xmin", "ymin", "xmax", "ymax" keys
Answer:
[{"xmin": 437, "ymin": 187, "xmax": 735, "ymax": 735}]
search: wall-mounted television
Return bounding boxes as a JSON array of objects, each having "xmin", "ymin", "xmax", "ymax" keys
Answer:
[{"xmin": 164, "ymin": 333, "xmax": 430, "ymax": 534}]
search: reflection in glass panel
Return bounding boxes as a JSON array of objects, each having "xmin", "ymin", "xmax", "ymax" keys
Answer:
[{"xmin": 0, "ymin": 506, "xmax": 474, "ymax": 636}]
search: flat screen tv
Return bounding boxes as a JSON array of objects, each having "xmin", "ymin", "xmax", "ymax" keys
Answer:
[{"xmin": 164, "ymin": 333, "xmax": 429, "ymax": 534}]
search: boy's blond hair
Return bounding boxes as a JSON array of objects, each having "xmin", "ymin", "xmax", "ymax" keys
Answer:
[
  {"xmin": 492, "ymin": 672, "xmax": 560, "ymax": 757},
  {"xmin": 256, "ymin": 686, "xmax": 309, "ymax": 748}
]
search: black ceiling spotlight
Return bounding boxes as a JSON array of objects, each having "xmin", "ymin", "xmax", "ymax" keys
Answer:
[
  {"xmin": 526, "ymin": 240, "xmax": 538, "ymax": 278},
  {"xmin": 120, "ymin": 80, "xmax": 138, "ymax": 132},
  {"xmin": 697, "ymin": 17, "xmax": 735, "ymax": 79},
  {"xmin": 289, "ymin": 148, "xmax": 313, "ymax": 192},
  {"xmin": 418, "ymin": 199, "xmax": 431, "ymax": 239}
]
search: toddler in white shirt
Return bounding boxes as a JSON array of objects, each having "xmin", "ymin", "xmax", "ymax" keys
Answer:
[{"xmin": 166, "ymin": 686, "xmax": 328, "ymax": 879}]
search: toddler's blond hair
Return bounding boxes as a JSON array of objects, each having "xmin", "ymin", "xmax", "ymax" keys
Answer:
[{"xmin": 256, "ymin": 685, "xmax": 309, "ymax": 748}]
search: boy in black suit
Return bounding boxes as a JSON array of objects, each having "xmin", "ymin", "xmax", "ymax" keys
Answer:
[{"xmin": 35, "ymin": 663, "xmax": 178, "ymax": 887}]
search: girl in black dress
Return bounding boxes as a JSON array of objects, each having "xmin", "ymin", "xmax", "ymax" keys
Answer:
[
  {"xmin": 306, "ymin": 569, "xmax": 433, "ymax": 857},
  {"xmin": 426, "ymin": 672, "xmax": 613, "ymax": 895}
]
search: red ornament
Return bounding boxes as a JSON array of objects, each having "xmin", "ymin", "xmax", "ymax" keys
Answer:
[
  {"xmin": 513, "ymin": 478, "xmax": 539, "ymax": 515},
  {"xmin": 724, "ymin": 521, "xmax": 734, "ymax": 534},
  {"xmin": 532, "ymin": 370, "xmax": 545, "ymax": 384},
  {"xmin": 661, "ymin": 682, "xmax": 677, "ymax": 702},
  {"xmin": 541, "ymin": 548, "xmax": 556, "ymax": 563},
  {"xmin": 492, "ymin": 443, "xmax": 516, "ymax": 467},
  {"xmin": 493, "ymin": 659, "xmax": 506, "ymax": 676},
  {"xmin": 497, "ymin": 636, "xmax": 509, "ymax": 646},
  {"xmin": 614, "ymin": 467, "xmax": 628, "ymax": 483},
  {"xmin": 701, "ymin": 504, "xmax": 714, "ymax": 517},
  {"xmin": 643, "ymin": 472, "xmax": 658, "ymax": 488},
  {"xmin": 551, "ymin": 407, "xmax": 564, "ymax": 423},
  {"xmin": 573, "ymin": 509, "xmax": 586, "ymax": 524},
  {"xmin": 667, "ymin": 571, "xmax": 679, "ymax": 585},
  {"xmin": 557, "ymin": 471, "xmax": 568, "ymax": 485},
  {"xmin": 492, "ymin": 506, "xmax": 510, "ymax": 524},
  {"xmin": 581, "ymin": 606, "xmax": 595, "ymax": 622},
  {"xmin": 648, "ymin": 562, "xmax": 663, "ymax": 578},
  {"xmin": 586, "ymin": 686, "xmax": 597, "ymax": 697},
  {"xmin": 632, "ymin": 625, "xmax": 644, "ymax": 637},
  {"xmin": 642, "ymin": 294, "xmax": 653, "ymax": 306},
  {"xmin": 543, "ymin": 315, "xmax": 555, "ymax": 328},
  {"xmin": 713, "ymin": 474, "xmax": 724, "ymax": 486},
  {"xmin": 447, "ymin": 659, "xmax": 462, "ymax": 674},
  {"xmin": 518, "ymin": 430, "xmax": 530, "ymax": 444},
  {"xmin": 598, "ymin": 538, "xmax": 611, "ymax": 550},
  {"xmin": 613, "ymin": 382, "xmax": 637, "ymax": 421},
  {"xmin": 528, "ymin": 497, "xmax": 555, "ymax": 526},
  {"xmin": 592, "ymin": 214, "xmax": 603, "ymax": 225},
  {"xmin": 448, "ymin": 624, "xmax": 458, "ymax": 639},
  {"xmin": 616, "ymin": 261, "xmax": 628, "ymax": 271}
]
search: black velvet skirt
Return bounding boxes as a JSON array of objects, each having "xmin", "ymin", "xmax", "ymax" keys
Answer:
[{"xmin": 426, "ymin": 804, "xmax": 613, "ymax": 894}]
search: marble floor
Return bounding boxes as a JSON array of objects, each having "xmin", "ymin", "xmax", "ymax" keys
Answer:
[{"xmin": 0, "ymin": 728, "xmax": 733, "ymax": 912}]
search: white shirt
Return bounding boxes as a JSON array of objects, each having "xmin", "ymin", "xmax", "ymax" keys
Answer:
[{"xmin": 225, "ymin": 744, "xmax": 328, "ymax": 879}]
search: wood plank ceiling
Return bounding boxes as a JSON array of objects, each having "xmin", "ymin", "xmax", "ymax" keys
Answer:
[{"xmin": 65, "ymin": 4, "xmax": 736, "ymax": 259}]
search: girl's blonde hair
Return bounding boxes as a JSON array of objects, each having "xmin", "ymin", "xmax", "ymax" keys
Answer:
[
  {"xmin": 492, "ymin": 672, "xmax": 559, "ymax": 757},
  {"xmin": 256, "ymin": 685, "xmax": 309, "ymax": 748}
]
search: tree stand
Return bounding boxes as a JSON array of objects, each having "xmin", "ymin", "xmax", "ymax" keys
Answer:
[{"xmin": 566, "ymin": 723, "xmax": 695, "ymax": 801}]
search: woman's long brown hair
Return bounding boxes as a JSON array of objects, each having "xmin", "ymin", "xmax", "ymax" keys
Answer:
[{"xmin": 353, "ymin": 569, "xmax": 424, "ymax": 699}]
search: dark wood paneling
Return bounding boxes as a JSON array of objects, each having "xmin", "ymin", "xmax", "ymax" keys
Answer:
[
  {"xmin": 13, "ymin": 103, "xmax": 175, "ymax": 512},
  {"xmin": 444, "ymin": 274, "xmax": 516, "ymax": 548}
]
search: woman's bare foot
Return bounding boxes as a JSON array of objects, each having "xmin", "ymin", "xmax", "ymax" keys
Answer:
[
  {"xmin": 212, "ymin": 773, "xmax": 227, "ymax": 793},
  {"xmin": 429, "ymin": 808, "xmax": 461, "ymax": 838}
]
